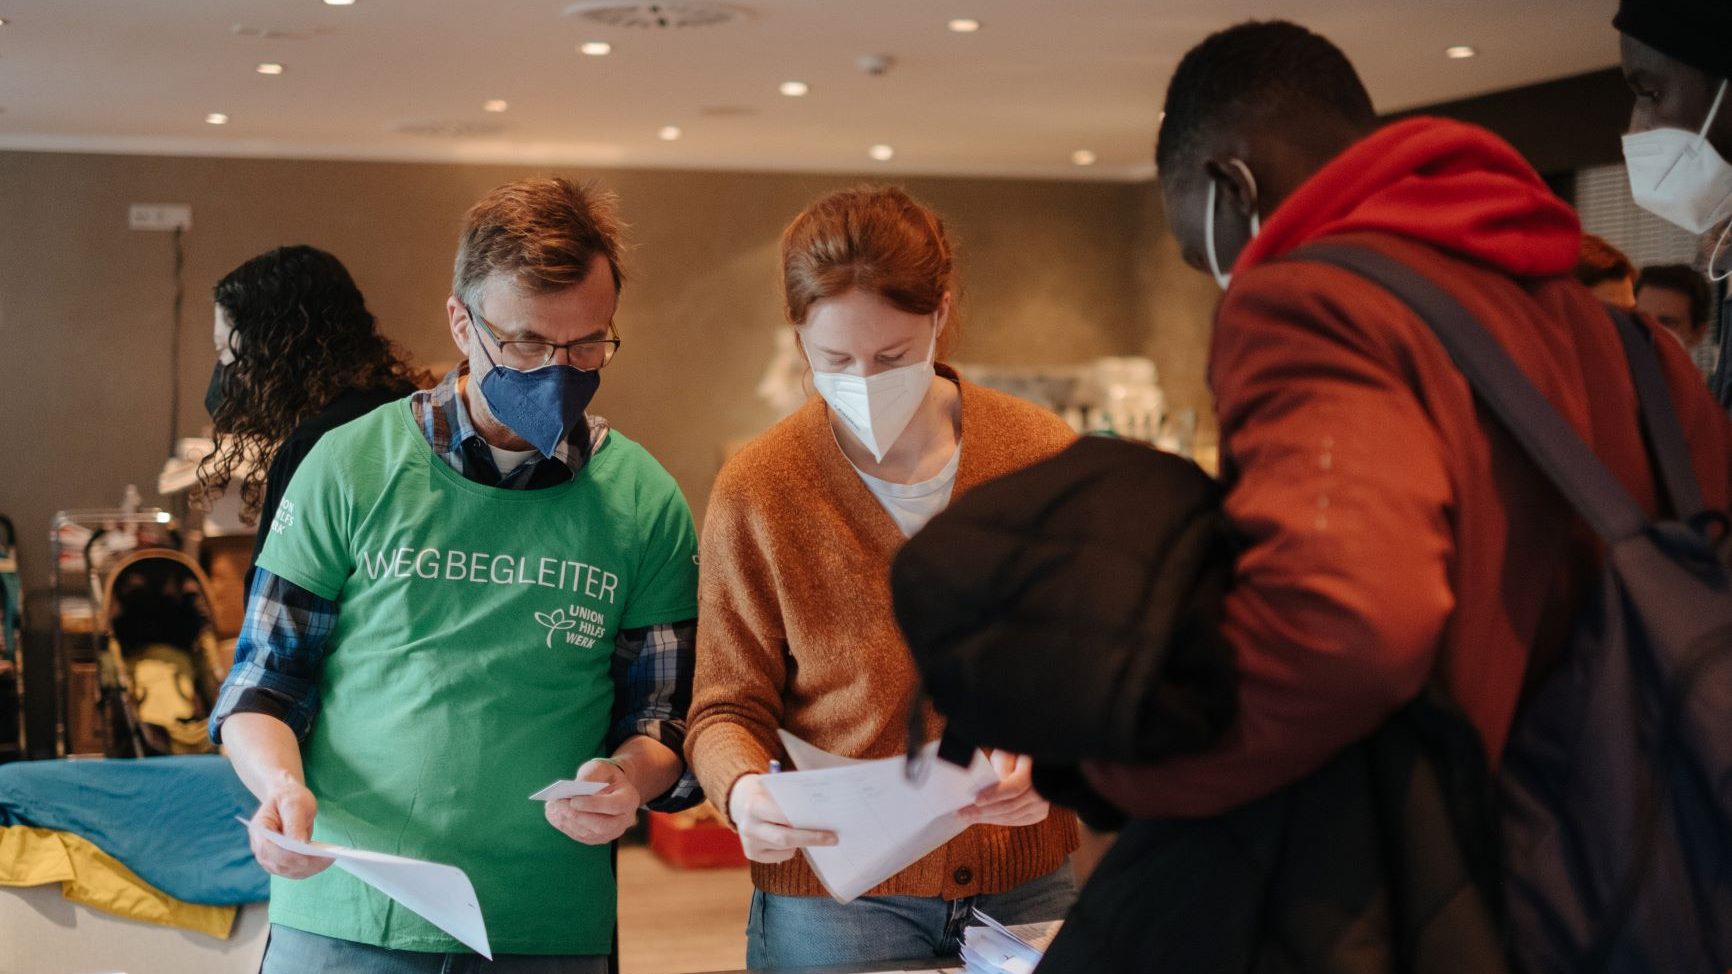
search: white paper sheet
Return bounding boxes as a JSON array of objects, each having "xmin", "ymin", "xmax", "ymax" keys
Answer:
[
  {"xmin": 528, "ymin": 778, "xmax": 608, "ymax": 802},
  {"xmin": 760, "ymin": 730, "xmax": 999, "ymax": 903},
  {"xmin": 241, "ymin": 817, "xmax": 492, "ymax": 959},
  {"xmin": 780, "ymin": 730, "xmax": 870, "ymax": 770}
]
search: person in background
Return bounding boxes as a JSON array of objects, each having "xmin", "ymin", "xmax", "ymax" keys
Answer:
[
  {"xmin": 197, "ymin": 245, "xmax": 428, "ymax": 590},
  {"xmin": 1637, "ymin": 263, "xmax": 1717, "ymax": 361},
  {"xmin": 212, "ymin": 178, "xmax": 701, "ymax": 972},
  {"xmin": 685, "ymin": 186, "xmax": 1079, "ymax": 969},
  {"xmin": 1573, "ymin": 232, "xmax": 1639, "ymax": 309},
  {"xmin": 1615, "ymin": 0, "xmax": 1732, "ymax": 406},
  {"xmin": 1082, "ymin": 14, "xmax": 1731, "ymax": 824}
]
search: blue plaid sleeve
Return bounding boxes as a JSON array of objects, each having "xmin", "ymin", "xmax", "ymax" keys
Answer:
[
  {"xmin": 611, "ymin": 618, "xmax": 701, "ymax": 812},
  {"xmin": 208, "ymin": 568, "xmax": 339, "ymax": 744}
]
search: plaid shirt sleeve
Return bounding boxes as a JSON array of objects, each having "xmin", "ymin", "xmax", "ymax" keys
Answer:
[
  {"xmin": 208, "ymin": 568, "xmax": 339, "ymax": 744},
  {"xmin": 610, "ymin": 618, "xmax": 701, "ymax": 812}
]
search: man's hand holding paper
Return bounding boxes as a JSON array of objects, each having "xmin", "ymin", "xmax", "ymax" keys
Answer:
[
  {"xmin": 543, "ymin": 758, "xmax": 643, "ymax": 846},
  {"xmin": 247, "ymin": 771, "xmax": 333, "ymax": 880}
]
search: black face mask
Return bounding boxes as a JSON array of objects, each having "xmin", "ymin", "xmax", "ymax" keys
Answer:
[{"xmin": 204, "ymin": 361, "xmax": 227, "ymax": 421}]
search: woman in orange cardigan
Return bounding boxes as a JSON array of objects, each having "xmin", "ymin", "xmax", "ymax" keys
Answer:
[{"xmin": 685, "ymin": 186, "xmax": 1079, "ymax": 968}]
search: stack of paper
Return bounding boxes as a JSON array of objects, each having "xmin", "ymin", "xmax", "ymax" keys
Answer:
[
  {"xmin": 759, "ymin": 730, "xmax": 1000, "ymax": 903},
  {"xmin": 960, "ymin": 909, "xmax": 1062, "ymax": 974}
]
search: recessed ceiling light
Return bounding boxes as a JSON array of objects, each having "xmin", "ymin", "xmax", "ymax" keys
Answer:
[
  {"xmin": 324, "ymin": 0, "xmax": 357, "ymax": 6},
  {"xmin": 869, "ymin": 144, "xmax": 895, "ymax": 162},
  {"xmin": 483, "ymin": 99, "xmax": 509, "ymax": 113},
  {"xmin": 779, "ymin": 81, "xmax": 809, "ymax": 97},
  {"xmin": 948, "ymin": 18, "xmax": 981, "ymax": 33},
  {"xmin": 0, "ymin": 18, "xmax": 10, "ymax": 27},
  {"xmin": 206, "ymin": 113, "xmax": 230, "ymax": 125},
  {"xmin": 256, "ymin": 62, "xmax": 285, "ymax": 75},
  {"xmin": 580, "ymin": 41, "xmax": 612, "ymax": 56},
  {"xmin": 1446, "ymin": 45, "xmax": 1477, "ymax": 60},
  {"xmin": 658, "ymin": 125, "xmax": 683, "ymax": 141},
  {"xmin": 1071, "ymin": 149, "xmax": 1098, "ymax": 167}
]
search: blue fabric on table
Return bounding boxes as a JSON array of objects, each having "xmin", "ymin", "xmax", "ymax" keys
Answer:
[{"xmin": 0, "ymin": 755, "xmax": 267, "ymax": 904}]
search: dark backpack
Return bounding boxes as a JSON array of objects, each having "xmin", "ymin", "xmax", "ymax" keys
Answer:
[{"xmin": 1301, "ymin": 245, "xmax": 1732, "ymax": 974}]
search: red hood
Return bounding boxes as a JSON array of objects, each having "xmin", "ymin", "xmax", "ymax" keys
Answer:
[{"xmin": 1236, "ymin": 117, "xmax": 1581, "ymax": 278}]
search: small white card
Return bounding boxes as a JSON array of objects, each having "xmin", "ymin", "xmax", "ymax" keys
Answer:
[{"xmin": 528, "ymin": 778, "xmax": 609, "ymax": 802}]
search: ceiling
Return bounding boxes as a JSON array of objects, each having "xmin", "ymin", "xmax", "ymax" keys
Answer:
[{"xmin": 0, "ymin": 0, "xmax": 1623, "ymax": 181}]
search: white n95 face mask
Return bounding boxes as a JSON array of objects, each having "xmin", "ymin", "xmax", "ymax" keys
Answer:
[
  {"xmin": 1623, "ymin": 79, "xmax": 1732, "ymax": 236},
  {"xmin": 811, "ymin": 324, "xmax": 938, "ymax": 462}
]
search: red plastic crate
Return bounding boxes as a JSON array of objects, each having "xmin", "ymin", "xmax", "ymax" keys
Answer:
[{"xmin": 648, "ymin": 812, "xmax": 750, "ymax": 869}]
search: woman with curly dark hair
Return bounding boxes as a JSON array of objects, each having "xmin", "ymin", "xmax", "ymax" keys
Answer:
[{"xmin": 197, "ymin": 246, "xmax": 428, "ymax": 582}]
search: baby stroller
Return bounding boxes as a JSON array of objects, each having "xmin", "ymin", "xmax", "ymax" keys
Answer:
[{"xmin": 88, "ymin": 542, "xmax": 224, "ymax": 757}]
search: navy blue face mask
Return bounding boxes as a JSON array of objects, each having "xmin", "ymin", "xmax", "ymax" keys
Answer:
[{"xmin": 469, "ymin": 307, "xmax": 601, "ymax": 459}]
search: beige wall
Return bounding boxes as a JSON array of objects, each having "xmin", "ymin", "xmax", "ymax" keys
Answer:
[
  {"xmin": 1131, "ymin": 180, "xmax": 1223, "ymax": 456},
  {"xmin": 0, "ymin": 150, "xmax": 1218, "ymax": 588}
]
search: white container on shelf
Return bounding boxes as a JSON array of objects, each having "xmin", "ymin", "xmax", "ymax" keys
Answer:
[{"xmin": 1087, "ymin": 356, "xmax": 1165, "ymax": 441}]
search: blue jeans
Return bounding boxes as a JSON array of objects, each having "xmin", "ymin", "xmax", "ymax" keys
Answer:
[
  {"xmin": 260, "ymin": 925, "xmax": 609, "ymax": 974},
  {"xmin": 746, "ymin": 863, "xmax": 1076, "ymax": 969}
]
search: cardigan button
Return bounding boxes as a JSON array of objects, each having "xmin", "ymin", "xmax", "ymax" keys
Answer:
[{"xmin": 953, "ymin": 866, "xmax": 974, "ymax": 886}]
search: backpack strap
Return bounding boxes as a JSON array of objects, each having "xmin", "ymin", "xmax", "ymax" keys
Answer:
[
  {"xmin": 1711, "ymin": 290, "xmax": 1732, "ymax": 412},
  {"xmin": 1294, "ymin": 244, "xmax": 1648, "ymax": 545},
  {"xmin": 1608, "ymin": 308, "xmax": 1707, "ymax": 521}
]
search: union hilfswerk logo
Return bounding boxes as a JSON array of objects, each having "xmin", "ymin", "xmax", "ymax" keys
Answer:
[
  {"xmin": 271, "ymin": 499, "xmax": 296, "ymax": 536},
  {"xmin": 535, "ymin": 608, "xmax": 578, "ymax": 648},
  {"xmin": 534, "ymin": 605, "xmax": 607, "ymax": 649}
]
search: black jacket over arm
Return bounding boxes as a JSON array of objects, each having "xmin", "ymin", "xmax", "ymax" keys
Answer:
[
  {"xmin": 891, "ymin": 436, "xmax": 1510, "ymax": 974},
  {"xmin": 891, "ymin": 435, "xmax": 1237, "ymax": 773}
]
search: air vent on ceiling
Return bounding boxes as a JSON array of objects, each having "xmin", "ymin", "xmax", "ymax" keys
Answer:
[
  {"xmin": 230, "ymin": 24, "xmax": 337, "ymax": 41},
  {"xmin": 389, "ymin": 119, "xmax": 507, "ymax": 139},
  {"xmin": 561, "ymin": 2, "xmax": 749, "ymax": 29}
]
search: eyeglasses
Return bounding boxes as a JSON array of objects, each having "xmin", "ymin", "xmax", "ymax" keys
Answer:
[{"xmin": 467, "ymin": 304, "xmax": 621, "ymax": 372}]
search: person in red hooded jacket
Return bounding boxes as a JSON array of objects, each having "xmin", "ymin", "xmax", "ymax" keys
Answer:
[{"xmin": 1082, "ymin": 20, "xmax": 1732, "ymax": 819}]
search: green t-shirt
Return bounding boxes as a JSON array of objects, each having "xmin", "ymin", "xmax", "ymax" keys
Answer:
[{"xmin": 257, "ymin": 400, "xmax": 698, "ymax": 955}]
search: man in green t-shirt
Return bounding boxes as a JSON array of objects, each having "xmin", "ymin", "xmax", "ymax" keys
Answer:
[{"xmin": 210, "ymin": 177, "xmax": 701, "ymax": 972}]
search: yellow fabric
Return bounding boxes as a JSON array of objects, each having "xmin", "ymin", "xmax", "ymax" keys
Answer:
[
  {"xmin": 119, "ymin": 641, "xmax": 219, "ymax": 755},
  {"xmin": 0, "ymin": 825, "xmax": 237, "ymax": 938},
  {"xmin": 127, "ymin": 644, "xmax": 217, "ymax": 754}
]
